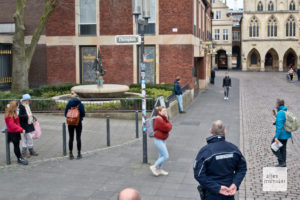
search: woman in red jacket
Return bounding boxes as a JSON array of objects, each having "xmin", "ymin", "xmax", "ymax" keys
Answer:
[
  {"xmin": 4, "ymin": 101, "xmax": 28, "ymax": 165},
  {"xmin": 150, "ymin": 106, "xmax": 172, "ymax": 176}
]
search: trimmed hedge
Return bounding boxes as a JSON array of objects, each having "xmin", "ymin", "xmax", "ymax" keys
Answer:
[{"xmin": 129, "ymin": 84, "xmax": 173, "ymax": 91}]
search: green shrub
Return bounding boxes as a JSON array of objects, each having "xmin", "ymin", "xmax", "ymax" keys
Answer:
[{"xmin": 129, "ymin": 84, "xmax": 173, "ymax": 91}]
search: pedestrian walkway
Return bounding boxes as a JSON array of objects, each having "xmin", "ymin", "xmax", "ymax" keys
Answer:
[
  {"xmin": 0, "ymin": 76, "xmax": 240, "ymax": 200},
  {"xmin": 1, "ymin": 72, "xmax": 299, "ymax": 200},
  {"xmin": 0, "ymin": 115, "xmax": 137, "ymax": 165}
]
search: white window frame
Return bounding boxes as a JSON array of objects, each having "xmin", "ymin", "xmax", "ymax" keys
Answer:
[{"xmin": 215, "ymin": 29, "xmax": 220, "ymax": 40}]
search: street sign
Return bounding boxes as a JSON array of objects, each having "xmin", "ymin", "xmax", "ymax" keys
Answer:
[{"xmin": 115, "ymin": 35, "xmax": 141, "ymax": 45}]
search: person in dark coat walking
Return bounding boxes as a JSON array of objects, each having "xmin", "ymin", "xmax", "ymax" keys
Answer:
[
  {"xmin": 222, "ymin": 72, "xmax": 232, "ymax": 100},
  {"xmin": 19, "ymin": 94, "xmax": 38, "ymax": 157},
  {"xmin": 297, "ymin": 68, "xmax": 300, "ymax": 81},
  {"xmin": 64, "ymin": 92, "xmax": 85, "ymax": 159},
  {"xmin": 210, "ymin": 68, "xmax": 216, "ymax": 84},
  {"xmin": 194, "ymin": 120, "xmax": 247, "ymax": 200}
]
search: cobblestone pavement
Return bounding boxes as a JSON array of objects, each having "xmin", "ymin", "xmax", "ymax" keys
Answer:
[{"xmin": 228, "ymin": 71, "xmax": 300, "ymax": 200}]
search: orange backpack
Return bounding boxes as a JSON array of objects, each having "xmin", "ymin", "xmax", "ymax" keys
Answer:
[{"xmin": 66, "ymin": 106, "xmax": 80, "ymax": 126}]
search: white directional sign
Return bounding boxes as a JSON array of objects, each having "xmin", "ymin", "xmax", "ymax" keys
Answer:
[{"xmin": 115, "ymin": 35, "xmax": 141, "ymax": 45}]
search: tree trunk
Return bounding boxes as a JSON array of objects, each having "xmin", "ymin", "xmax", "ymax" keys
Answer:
[{"xmin": 11, "ymin": 0, "xmax": 59, "ymax": 93}]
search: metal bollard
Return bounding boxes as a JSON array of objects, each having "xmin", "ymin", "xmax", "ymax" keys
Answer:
[
  {"xmin": 62, "ymin": 123, "xmax": 67, "ymax": 156},
  {"xmin": 135, "ymin": 111, "xmax": 139, "ymax": 138},
  {"xmin": 106, "ymin": 116, "xmax": 110, "ymax": 146},
  {"xmin": 4, "ymin": 130, "xmax": 11, "ymax": 165}
]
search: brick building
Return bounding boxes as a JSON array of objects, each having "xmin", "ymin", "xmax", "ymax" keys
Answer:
[{"xmin": 0, "ymin": 0, "xmax": 213, "ymax": 89}]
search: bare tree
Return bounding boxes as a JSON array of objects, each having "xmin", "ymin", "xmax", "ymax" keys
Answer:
[{"xmin": 12, "ymin": 0, "xmax": 58, "ymax": 93}]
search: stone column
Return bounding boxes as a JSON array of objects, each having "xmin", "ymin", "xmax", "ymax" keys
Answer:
[
  {"xmin": 212, "ymin": 54, "xmax": 216, "ymax": 69},
  {"xmin": 261, "ymin": 60, "xmax": 265, "ymax": 72},
  {"xmin": 279, "ymin": 60, "xmax": 283, "ymax": 72},
  {"xmin": 242, "ymin": 56, "xmax": 247, "ymax": 71},
  {"xmin": 228, "ymin": 55, "xmax": 232, "ymax": 70}
]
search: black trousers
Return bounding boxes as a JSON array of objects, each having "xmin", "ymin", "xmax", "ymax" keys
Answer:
[
  {"xmin": 8, "ymin": 132, "xmax": 21, "ymax": 159},
  {"xmin": 271, "ymin": 138, "xmax": 287, "ymax": 165},
  {"xmin": 68, "ymin": 122, "xmax": 82, "ymax": 153}
]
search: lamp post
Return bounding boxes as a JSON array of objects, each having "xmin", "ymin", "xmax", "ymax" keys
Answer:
[{"xmin": 132, "ymin": 0, "xmax": 150, "ymax": 164}]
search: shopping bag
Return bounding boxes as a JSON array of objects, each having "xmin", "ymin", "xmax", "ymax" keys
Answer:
[{"xmin": 31, "ymin": 121, "xmax": 42, "ymax": 139}]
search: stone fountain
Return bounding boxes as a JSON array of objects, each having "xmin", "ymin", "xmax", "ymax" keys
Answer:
[{"xmin": 71, "ymin": 48, "xmax": 129, "ymax": 98}]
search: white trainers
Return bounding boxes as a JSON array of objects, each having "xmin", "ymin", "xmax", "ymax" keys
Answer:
[
  {"xmin": 150, "ymin": 165, "xmax": 159, "ymax": 176},
  {"xmin": 224, "ymin": 97, "xmax": 226, "ymax": 100},
  {"xmin": 158, "ymin": 169, "xmax": 169, "ymax": 176}
]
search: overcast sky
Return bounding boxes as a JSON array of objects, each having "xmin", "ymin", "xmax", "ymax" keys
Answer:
[{"xmin": 226, "ymin": 0, "xmax": 243, "ymax": 9}]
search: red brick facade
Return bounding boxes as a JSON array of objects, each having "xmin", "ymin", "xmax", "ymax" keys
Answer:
[
  {"xmin": 159, "ymin": 0, "xmax": 193, "ymax": 34},
  {"xmin": 159, "ymin": 45, "xmax": 194, "ymax": 87},
  {"xmin": 100, "ymin": 45, "xmax": 133, "ymax": 85},
  {"xmin": 46, "ymin": 0, "xmax": 75, "ymax": 36},
  {"xmin": 46, "ymin": 46, "xmax": 76, "ymax": 84},
  {"xmin": 100, "ymin": 0, "xmax": 133, "ymax": 35}
]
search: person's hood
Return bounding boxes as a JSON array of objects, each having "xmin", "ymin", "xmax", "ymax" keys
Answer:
[{"xmin": 277, "ymin": 106, "xmax": 287, "ymax": 112}]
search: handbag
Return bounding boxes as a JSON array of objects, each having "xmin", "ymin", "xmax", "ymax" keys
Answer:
[{"xmin": 31, "ymin": 121, "xmax": 42, "ymax": 139}]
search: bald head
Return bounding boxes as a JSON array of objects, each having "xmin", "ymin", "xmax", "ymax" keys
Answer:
[
  {"xmin": 118, "ymin": 188, "xmax": 141, "ymax": 200},
  {"xmin": 210, "ymin": 120, "xmax": 225, "ymax": 135}
]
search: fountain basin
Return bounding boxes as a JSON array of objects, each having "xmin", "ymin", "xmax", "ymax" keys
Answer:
[{"xmin": 71, "ymin": 84, "xmax": 129, "ymax": 98}]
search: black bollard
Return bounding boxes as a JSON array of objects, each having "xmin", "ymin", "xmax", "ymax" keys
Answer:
[
  {"xmin": 62, "ymin": 123, "xmax": 67, "ymax": 156},
  {"xmin": 136, "ymin": 111, "xmax": 139, "ymax": 138},
  {"xmin": 106, "ymin": 116, "xmax": 110, "ymax": 146},
  {"xmin": 5, "ymin": 129, "xmax": 11, "ymax": 165}
]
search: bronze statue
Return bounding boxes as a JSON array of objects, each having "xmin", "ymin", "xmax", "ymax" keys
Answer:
[{"xmin": 93, "ymin": 48, "xmax": 106, "ymax": 88}]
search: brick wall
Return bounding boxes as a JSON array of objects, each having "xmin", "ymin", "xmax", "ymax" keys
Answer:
[
  {"xmin": 29, "ymin": 44, "xmax": 47, "ymax": 87},
  {"xmin": 100, "ymin": 45, "xmax": 133, "ymax": 85},
  {"xmin": 0, "ymin": 0, "xmax": 46, "ymax": 35},
  {"xmin": 46, "ymin": 0, "xmax": 75, "ymax": 36},
  {"xmin": 159, "ymin": 0, "xmax": 193, "ymax": 34},
  {"xmin": 46, "ymin": 46, "xmax": 76, "ymax": 84},
  {"xmin": 100, "ymin": 0, "xmax": 133, "ymax": 35},
  {"xmin": 159, "ymin": 45, "xmax": 194, "ymax": 87}
]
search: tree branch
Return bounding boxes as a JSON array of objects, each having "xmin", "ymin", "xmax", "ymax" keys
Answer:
[{"xmin": 25, "ymin": 0, "xmax": 59, "ymax": 68}]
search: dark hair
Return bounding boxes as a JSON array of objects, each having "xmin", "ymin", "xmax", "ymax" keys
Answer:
[{"xmin": 276, "ymin": 99, "xmax": 284, "ymax": 107}]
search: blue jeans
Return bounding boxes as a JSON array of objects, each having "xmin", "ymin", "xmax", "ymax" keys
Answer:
[
  {"xmin": 176, "ymin": 95, "xmax": 183, "ymax": 112},
  {"xmin": 154, "ymin": 139, "xmax": 169, "ymax": 168}
]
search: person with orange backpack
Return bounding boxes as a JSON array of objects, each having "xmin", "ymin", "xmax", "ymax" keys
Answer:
[{"xmin": 65, "ymin": 91, "xmax": 85, "ymax": 160}]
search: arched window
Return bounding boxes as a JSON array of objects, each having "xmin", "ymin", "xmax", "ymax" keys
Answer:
[
  {"xmin": 268, "ymin": 1, "xmax": 274, "ymax": 11},
  {"xmin": 286, "ymin": 15, "xmax": 296, "ymax": 36},
  {"xmin": 257, "ymin": 2, "xmax": 263, "ymax": 11},
  {"xmin": 249, "ymin": 17, "xmax": 259, "ymax": 37},
  {"xmin": 290, "ymin": 1, "xmax": 295, "ymax": 11},
  {"xmin": 251, "ymin": 53, "xmax": 258, "ymax": 65},
  {"xmin": 268, "ymin": 16, "xmax": 277, "ymax": 37}
]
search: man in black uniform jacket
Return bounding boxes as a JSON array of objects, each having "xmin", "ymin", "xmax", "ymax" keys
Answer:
[{"xmin": 194, "ymin": 120, "xmax": 247, "ymax": 200}]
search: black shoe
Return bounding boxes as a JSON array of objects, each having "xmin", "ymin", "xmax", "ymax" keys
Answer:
[
  {"xmin": 77, "ymin": 153, "xmax": 82, "ymax": 159},
  {"xmin": 18, "ymin": 157, "xmax": 28, "ymax": 165},
  {"xmin": 275, "ymin": 163, "xmax": 286, "ymax": 167},
  {"xmin": 69, "ymin": 153, "xmax": 74, "ymax": 160},
  {"xmin": 180, "ymin": 111, "xmax": 186, "ymax": 114}
]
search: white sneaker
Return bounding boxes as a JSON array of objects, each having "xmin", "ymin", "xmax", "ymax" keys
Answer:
[
  {"xmin": 227, "ymin": 97, "xmax": 229, "ymax": 100},
  {"xmin": 158, "ymin": 169, "xmax": 169, "ymax": 176},
  {"xmin": 224, "ymin": 97, "xmax": 226, "ymax": 100},
  {"xmin": 150, "ymin": 165, "xmax": 159, "ymax": 176}
]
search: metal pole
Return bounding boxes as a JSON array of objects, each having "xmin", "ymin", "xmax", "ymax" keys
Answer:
[
  {"xmin": 136, "ymin": 110, "xmax": 139, "ymax": 138},
  {"xmin": 62, "ymin": 123, "xmax": 67, "ymax": 156},
  {"xmin": 5, "ymin": 130, "xmax": 11, "ymax": 165},
  {"xmin": 106, "ymin": 116, "xmax": 110, "ymax": 146},
  {"xmin": 140, "ymin": 22, "xmax": 148, "ymax": 164}
]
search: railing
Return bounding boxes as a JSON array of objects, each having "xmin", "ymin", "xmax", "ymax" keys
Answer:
[
  {"xmin": 0, "ymin": 98, "xmax": 156, "ymax": 113},
  {"xmin": 165, "ymin": 84, "xmax": 189, "ymax": 108}
]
